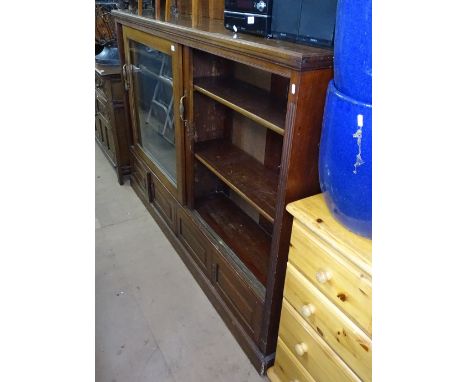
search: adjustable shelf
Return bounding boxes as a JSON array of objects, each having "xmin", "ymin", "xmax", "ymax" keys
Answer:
[
  {"xmin": 196, "ymin": 193, "xmax": 271, "ymax": 287},
  {"xmin": 195, "ymin": 140, "xmax": 279, "ymax": 223},
  {"xmin": 194, "ymin": 77, "xmax": 286, "ymax": 136}
]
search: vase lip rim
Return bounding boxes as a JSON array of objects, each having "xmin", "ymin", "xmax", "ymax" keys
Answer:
[{"xmin": 329, "ymin": 80, "xmax": 372, "ymax": 107}]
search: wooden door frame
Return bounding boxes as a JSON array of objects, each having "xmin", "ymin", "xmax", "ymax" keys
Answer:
[{"xmin": 122, "ymin": 26, "xmax": 186, "ymax": 204}]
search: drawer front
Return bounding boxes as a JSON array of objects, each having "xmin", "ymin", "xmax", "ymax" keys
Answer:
[
  {"xmin": 150, "ymin": 173, "xmax": 176, "ymax": 231},
  {"xmin": 95, "ymin": 72, "xmax": 111, "ymax": 100},
  {"xmin": 177, "ymin": 208, "xmax": 211, "ymax": 277},
  {"xmin": 289, "ymin": 220, "xmax": 372, "ymax": 335},
  {"xmin": 95, "ymin": 114, "xmax": 103, "ymax": 142},
  {"xmin": 212, "ymin": 251, "xmax": 262, "ymax": 341},
  {"xmin": 130, "ymin": 152, "xmax": 150, "ymax": 198},
  {"xmin": 278, "ymin": 299, "xmax": 360, "ymax": 382},
  {"xmin": 96, "ymin": 93, "xmax": 111, "ymax": 123},
  {"xmin": 274, "ymin": 337, "xmax": 317, "ymax": 382},
  {"xmin": 285, "ymin": 264, "xmax": 372, "ymax": 382},
  {"xmin": 97, "ymin": 116, "xmax": 107, "ymax": 145}
]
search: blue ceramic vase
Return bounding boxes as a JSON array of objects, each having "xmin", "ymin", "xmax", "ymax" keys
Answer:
[
  {"xmin": 333, "ymin": 0, "xmax": 372, "ymax": 104},
  {"xmin": 318, "ymin": 0, "xmax": 372, "ymax": 238},
  {"xmin": 319, "ymin": 82, "xmax": 372, "ymax": 237}
]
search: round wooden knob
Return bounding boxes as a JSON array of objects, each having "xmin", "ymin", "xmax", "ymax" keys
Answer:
[
  {"xmin": 300, "ymin": 304, "xmax": 316, "ymax": 317},
  {"xmin": 316, "ymin": 269, "xmax": 332, "ymax": 284},
  {"xmin": 294, "ymin": 342, "xmax": 308, "ymax": 356}
]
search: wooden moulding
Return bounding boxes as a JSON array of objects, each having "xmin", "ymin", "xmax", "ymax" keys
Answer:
[
  {"xmin": 195, "ymin": 139, "xmax": 279, "ymax": 222},
  {"xmin": 194, "ymin": 77, "xmax": 286, "ymax": 135},
  {"xmin": 112, "ymin": 10, "xmax": 333, "ymax": 72}
]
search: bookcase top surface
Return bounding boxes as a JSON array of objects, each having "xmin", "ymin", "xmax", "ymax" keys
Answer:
[{"xmin": 113, "ymin": 11, "xmax": 334, "ymax": 71}]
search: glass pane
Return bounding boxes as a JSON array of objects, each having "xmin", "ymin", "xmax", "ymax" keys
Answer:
[{"xmin": 129, "ymin": 40, "xmax": 177, "ymax": 184}]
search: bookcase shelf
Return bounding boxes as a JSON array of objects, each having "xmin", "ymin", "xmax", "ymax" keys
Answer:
[
  {"xmin": 194, "ymin": 77, "xmax": 286, "ymax": 135},
  {"xmin": 195, "ymin": 140, "xmax": 279, "ymax": 223},
  {"xmin": 195, "ymin": 193, "xmax": 271, "ymax": 286}
]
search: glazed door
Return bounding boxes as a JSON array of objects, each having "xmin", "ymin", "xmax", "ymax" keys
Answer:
[{"xmin": 123, "ymin": 26, "xmax": 185, "ymax": 202}]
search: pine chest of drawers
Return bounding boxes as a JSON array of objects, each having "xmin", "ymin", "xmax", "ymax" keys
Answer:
[{"xmin": 267, "ymin": 194, "xmax": 372, "ymax": 382}]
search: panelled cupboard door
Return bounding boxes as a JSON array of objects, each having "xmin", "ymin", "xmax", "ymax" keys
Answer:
[{"xmin": 123, "ymin": 26, "xmax": 185, "ymax": 204}]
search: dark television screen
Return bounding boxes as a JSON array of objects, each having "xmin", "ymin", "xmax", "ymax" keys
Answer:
[{"xmin": 271, "ymin": 0, "xmax": 338, "ymax": 47}]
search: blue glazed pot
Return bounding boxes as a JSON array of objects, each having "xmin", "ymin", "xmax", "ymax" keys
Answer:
[
  {"xmin": 319, "ymin": 81, "xmax": 372, "ymax": 238},
  {"xmin": 333, "ymin": 0, "xmax": 372, "ymax": 103}
]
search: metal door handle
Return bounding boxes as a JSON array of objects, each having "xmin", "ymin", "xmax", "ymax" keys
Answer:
[
  {"xmin": 179, "ymin": 95, "xmax": 187, "ymax": 124},
  {"xmin": 122, "ymin": 64, "xmax": 129, "ymax": 91}
]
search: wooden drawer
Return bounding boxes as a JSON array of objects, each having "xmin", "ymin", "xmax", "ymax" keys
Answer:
[
  {"xmin": 130, "ymin": 152, "xmax": 150, "ymax": 199},
  {"xmin": 95, "ymin": 73, "xmax": 109, "ymax": 100},
  {"xmin": 284, "ymin": 263, "xmax": 371, "ymax": 382},
  {"xmin": 289, "ymin": 220, "xmax": 372, "ymax": 335},
  {"xmin": 177, "ymin": 208, "xmax": 211, "ymax": 277},
  {"xmin": 273, "ymin": 337, "xmax": 317, "ymax": 382},
  {"xmin": 212, "ymin": 250, "xmax": 262, "ymax": 341},
  {"xmin": 96, "ymin": 92, "xmax": 111, "ymax": 123},
  {"xmin": 150, "ymin": 173, "xmax": 176, "ymax": 231},
  {"xmin": 278, "ymin": 299, "xmax": 360, "ymax": 382}
]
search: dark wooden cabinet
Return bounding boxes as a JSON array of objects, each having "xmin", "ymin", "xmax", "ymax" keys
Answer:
[
  {"xmin": 95, "ymin": 65, "xmax": 131, "ymax": 184},
  {"xmin": 114, "ymin": 9, "xmax": 333, "ymax": 374}
]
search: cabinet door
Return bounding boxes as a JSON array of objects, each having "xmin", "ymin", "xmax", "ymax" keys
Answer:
[
  {"xmin": 211, "ymin": 251, "xmax": 263, "ymax": 342},
  {"xmin": 123, "ymin": 26, "xmax": 185, "ymax": 204},
  {"xmin": 95, "ymin": 100, "xmax": 101, "ymax": 141}
]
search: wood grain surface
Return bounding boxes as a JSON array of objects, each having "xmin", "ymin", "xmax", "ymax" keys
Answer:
[
  {"xmin": 195, "ymin": 139, "xmax": 279, "ymax": 222},
  {"xmin": 196, "ymin": 193, "xmax": 271, "ymax": 286}
]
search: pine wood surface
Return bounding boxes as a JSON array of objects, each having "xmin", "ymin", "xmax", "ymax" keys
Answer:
[
  {"xmin": 194, "ymin": 77, "xmax": 286, "ymax": 134},
  {"xmin": 278, "ymin": 299, "xmax": 360, "ymax": 382},
  {"xmin": 288, "ymin": 220, "xmax": 372, "ymax": 336},
  {"xmin": 195, "ymin": 193, "xmax": 271, "ymax": 286},
  {"xmin": 286, "ymin": 194, "xmax": 372, "ymax": 275},
  {"xmin": 195, "ymin": 140, "xmax": 279, "ymax": 222},
  {"xmin": 284, "ymin": 263, "xmax": 371, "ymax": 381},
  {"xmin": 267, "ymin": 338, "xmax": 317, "ymax": 382}
]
